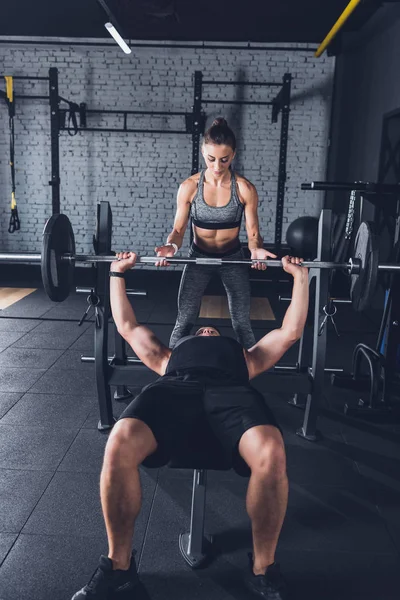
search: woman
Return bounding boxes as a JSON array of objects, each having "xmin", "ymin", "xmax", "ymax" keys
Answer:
[{"xmin": 155, "ymin": 117, "xmax": 275, "ymax": 349}]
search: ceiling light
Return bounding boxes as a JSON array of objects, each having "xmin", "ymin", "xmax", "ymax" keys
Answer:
[{"xmin": 104, "ymin": 22, "xmax": 132, "ymax": 54}]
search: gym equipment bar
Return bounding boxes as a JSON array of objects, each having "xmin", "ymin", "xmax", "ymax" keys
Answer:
[
  {"xmin": 202, "ymin": 100, "xmax": 274, "ymax": 106},
  {"xmin": 0, "ymin": 39, "xmax": 317, "ymax": 52},
  {"xmin": 0, "ymin": 253, "xmax": 363, "ymax": 271},
  {"xmin": 202, "ymin": 81, "xmax": 283, "ymax": 86},
  {"xmin": 280, "ymin": 296, "xmax": 352, "ymax": 304},
  {"xmin": 11, "ymin": 76, "xmax": 50, "ymax": 80},
  {"xmin": 302, "ymin": 181, "xmax": 400, "ymax": 193},
  {"xmin": 68, "ymin": 256, "xmax": 360, "ymax": 270},
  {"xmin": 85, "ymin": 109, "xmax": 188, "ymax": 116},
  {"xmin": 14, "ymin": 95, "xmax": 49, "ymax": 100},
  {"xmin": 62, "ymin": 128, "xmax": 189, "ymax": 134},
  {"xmin": 315, "ymin": 0, "xmax": 362, "ymax": 57},
  {"xmin": 81, "ymin": 356, "xmax": 142, "ymax": 364},
  {"xmin": 274, "ymin": 364, "xmax": 344, "ymax": 373},
  {"xmin": 2, "ymin": 250, "xmax": 399, "ymax": 273},
  {"xmin": 76, "ymin": 286, "xmax": 147, "ymax": 296},
  {"xmin": 49, "ymin": 67, "xmax": 60, "ymax": 214}
]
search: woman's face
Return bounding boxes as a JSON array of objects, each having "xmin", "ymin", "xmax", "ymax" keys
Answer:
[{"xmin": 202, "ymin": 143, "xmax": 235, "ymax": 178}]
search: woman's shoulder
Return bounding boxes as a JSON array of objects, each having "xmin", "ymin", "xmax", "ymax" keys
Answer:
[
  {"xmin": 234, "ymin": 173, "xmax": 256, "ymax": 192},
  {"xmin": 177, "ymin": 173, "xmax": 201, "ymax": 203},
  {"xmin": 180, "ymin": 172, "xmax": 201, "ymax": 189},
  {"xmin": 234, "ymin": 174, "xmax": 257, "ymax": 203}
]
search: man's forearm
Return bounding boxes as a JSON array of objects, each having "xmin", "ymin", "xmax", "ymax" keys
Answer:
[
  {"xmin": 281, "ymin": 270, "xmax": 309, "ymax": 339},
  {"xmin": 110, "ymin": 277, "xmax": 139, "ymax": 335}
]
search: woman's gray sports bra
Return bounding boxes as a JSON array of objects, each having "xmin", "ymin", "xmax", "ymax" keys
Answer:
[{"xmin": 190, "ymin": 170, "xmax": 244, "ymax": 230}]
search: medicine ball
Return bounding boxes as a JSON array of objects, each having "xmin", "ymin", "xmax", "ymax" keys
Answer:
[{"xmin": 286, "ymin": 216, "xmax": 319, "ymax": 259}]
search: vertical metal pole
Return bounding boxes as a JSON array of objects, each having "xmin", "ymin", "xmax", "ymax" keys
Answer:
[
  {"xmin": 190, "ymin": 71, "xmax": 203, "ymax": 245},
  {"xmin": 288, "ymin": 271, "xmax": 315, "ymax": 408},
  {"xmin": 191, "ymin": 71, "xmax": 203, "ymax": 176},
  {"xmin": 384, "ymin": 248, "xmax": 400, "ymax": 385},
  {"xmin": 187, "ymin": 469, "xmax": 207, "ymax": 555},
  {"xmin": 297, "ymin": 209, "xmax": 332, "ymax": 441},
  {"xmin": 48, "ymin": 67, "xmax": 60, "ymax": 215},
  {"xmin": 113, "ymin": 328, "xmax": 132, "ymax": 401},
  {"xmin": 179, "ymin": 469, "xmax": 211, "ymax": 568},
  {"xmin": 95, "ymin": 201, "xmax": 115, "ymax": 430},
  {"xmin": 274, "ymin": 73, "xmax": 291, "ymax": 250}
]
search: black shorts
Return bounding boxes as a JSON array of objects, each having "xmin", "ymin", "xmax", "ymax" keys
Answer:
[{"xmin": 118, "ymin": 374, "xmax": 281, "ymax": 477}]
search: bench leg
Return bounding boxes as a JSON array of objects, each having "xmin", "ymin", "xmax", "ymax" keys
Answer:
[{"xmin": 179, "ymin": 469, "xmax": 212, "ymax": 568}]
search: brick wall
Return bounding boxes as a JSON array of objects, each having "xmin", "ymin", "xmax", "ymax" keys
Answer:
[{"xmin": 0, "ymin": 41, "xmax": 335, "ymax": 260}]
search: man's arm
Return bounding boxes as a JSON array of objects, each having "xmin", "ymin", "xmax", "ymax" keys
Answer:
[
  {"xmin": 244, "ymin": 256, "xmax": 309, "ymax": 380},
  {"xmin": 110, "ymin": 253, "xmax": 172, "ymax": 375}
]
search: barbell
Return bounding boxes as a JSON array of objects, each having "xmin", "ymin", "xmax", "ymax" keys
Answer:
[{"xmin": 0, "ymin": 214, "xmax": 399, "ymax": 309}]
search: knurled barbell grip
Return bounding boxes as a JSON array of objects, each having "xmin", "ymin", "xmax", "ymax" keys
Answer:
[{"xmin": 195, "ymin": 257, "xmax": 223, "ymax": 265}]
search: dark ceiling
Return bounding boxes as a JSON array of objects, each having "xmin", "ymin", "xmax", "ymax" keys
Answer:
[{"xmin": 0, "ymin": 0, "xmax": 384, "ymax": 44}]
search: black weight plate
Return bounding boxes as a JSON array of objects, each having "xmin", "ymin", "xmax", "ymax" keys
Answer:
[
  {"xmin": 350, "ymin": 221, "xmax": 379, "ymax": 312},
  {"xmin": 41, "ymin": 214, "xmax": 75, "ymax": 302}
]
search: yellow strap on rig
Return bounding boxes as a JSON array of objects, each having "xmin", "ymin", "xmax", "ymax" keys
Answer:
[{"xmin": 5, "ymin": 76, "xmax": 13, "ymax": 103}]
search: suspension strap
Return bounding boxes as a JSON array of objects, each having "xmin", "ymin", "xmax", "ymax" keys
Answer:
[{"xmin": 4, "ymin": 76, "xmax": 20, "ymax": 233}]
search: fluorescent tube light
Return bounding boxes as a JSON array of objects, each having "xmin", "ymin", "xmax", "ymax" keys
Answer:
[{"xmin": 104, "ymin": 22, "xmax": 132, "ymax": 54}]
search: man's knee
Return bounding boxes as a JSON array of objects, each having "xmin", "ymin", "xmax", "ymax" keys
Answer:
[
  {"xmin": 257, "ymin": 439, "xmax": 286, "ymax": 481},
  {"xmin": 105, "ymin": 418, "xmax": 157, "ymax": 468},
  {"xmin": 240, "ymin": 426, "xmax": 287, "ymax": 480}
]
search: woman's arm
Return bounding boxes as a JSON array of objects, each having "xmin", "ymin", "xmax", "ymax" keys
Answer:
[
  {"xmin": 240, "ymin": 180, "xmax": 264, "ymax": 251},
  {"xmin": 239, "ymin": 178, "xmax": 277, "ymax": 269},
  {"xmin": 166, "ymin": 179, "xmax": 196, "ymax": 247},
  {"xmin": 155, "ymin": 177, "xmax": 197, "ymax": 265}
]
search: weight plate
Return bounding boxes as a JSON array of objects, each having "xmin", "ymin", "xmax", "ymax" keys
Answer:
[
  {"xmin": 41, "ymin": 214, "xmax": 76, "ymax": 302},
  {"xmin": 350, "ymin": 221, "xmax": 379, "ymax": 312}
]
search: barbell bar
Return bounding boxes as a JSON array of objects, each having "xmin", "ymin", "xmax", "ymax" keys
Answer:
[
  {"xmin": 2, "ymin": 251, "xmax": 399, "ymax": 272},
  {"xmin": 0, "ymin": 214, "xmax": 399, "ymax": 309},
  {"xmin": 0, "ymin": 252, "xmax": 359, "ymax": 271}
]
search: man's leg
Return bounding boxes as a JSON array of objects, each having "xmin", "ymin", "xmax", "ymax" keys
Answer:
[
  {"xmin": 101, "ymin": 417, "xmax": 158, "ymax": 570},
  {"xmin": 238, "ymin": 425, "xmax": 288, "ymax": 574}
]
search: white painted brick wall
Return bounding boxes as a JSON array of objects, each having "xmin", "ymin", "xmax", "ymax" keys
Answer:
[{"xmin": 0, "ymin": 41, "xmax": 334, "ymax": 261}]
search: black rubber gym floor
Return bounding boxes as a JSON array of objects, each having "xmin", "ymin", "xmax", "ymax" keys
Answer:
[{"xmin": 0, "ymin": 271, "xmax": 399, "ymax": 600}]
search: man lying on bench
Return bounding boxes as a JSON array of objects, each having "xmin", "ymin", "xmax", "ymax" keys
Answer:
[{"xmin": 71, "ymin": 252, "xmax": 308, "ymax": 600}]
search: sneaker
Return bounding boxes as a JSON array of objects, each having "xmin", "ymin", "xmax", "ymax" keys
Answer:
[
  {"xmin": 244, "ymin": 553, "xmax": 288, "ymax": 600},
  {"xmin": 71, "ymin": 553, "xmax": 139, "ymax": 599}
]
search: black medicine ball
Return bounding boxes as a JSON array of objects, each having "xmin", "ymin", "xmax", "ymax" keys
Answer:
[{"xmin": 286, "ymin": 216, "xmax": 319, "ymax": 259}]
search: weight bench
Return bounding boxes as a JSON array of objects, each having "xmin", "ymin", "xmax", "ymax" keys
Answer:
[{"xmin": 151, "ymin": 433, "xmax": 250, "ymax": 568}]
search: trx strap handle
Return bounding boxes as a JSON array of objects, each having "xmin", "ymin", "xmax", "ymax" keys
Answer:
[
  {"xmin": 4, "ymin": 76, "xmax": 20, "ymax": 233},
  {"xmin": 67, "ymin": 101, "xmax": 79, "ymax": 136},
  {"xmin": 8, "ymin": 196, "xmax": 20, "ymax": 234}
]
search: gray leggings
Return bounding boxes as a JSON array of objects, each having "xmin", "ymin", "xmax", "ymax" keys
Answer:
[{"xmin": 169, "ymin": 244, "xmax": 256, "ymax": 349}]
